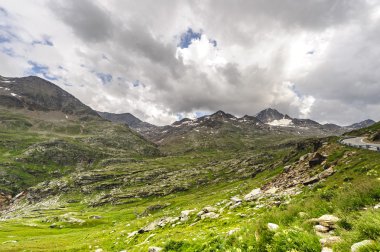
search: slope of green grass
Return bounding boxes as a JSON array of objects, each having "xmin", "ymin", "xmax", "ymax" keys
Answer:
[{"xmin": 1, "ymin": 141, "xmax": 380, "ymax": 251}]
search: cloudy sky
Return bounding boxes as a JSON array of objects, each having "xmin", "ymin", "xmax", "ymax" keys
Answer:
[{"xmin": 1, "ymin": 0, "xmax": 380, "ymax": 125}]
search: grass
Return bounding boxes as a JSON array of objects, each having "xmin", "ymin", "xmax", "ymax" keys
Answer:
[{"xmin": 1, "ymin": 109, "xmax": 380, "ymax": 251}]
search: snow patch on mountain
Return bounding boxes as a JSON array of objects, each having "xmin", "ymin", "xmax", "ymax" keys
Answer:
[{"xmin": 267, "ymin": 118, "xmax": 294, "ymax": 127}]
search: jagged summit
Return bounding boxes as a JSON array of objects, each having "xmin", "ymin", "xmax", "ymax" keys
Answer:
[
  {"xmin": 255, "ymin": 108, "xmax": 291, "ymax": 123},
  {"xmin": 209, "ymin": 110, "xmax": 236, "ymax": 119}
]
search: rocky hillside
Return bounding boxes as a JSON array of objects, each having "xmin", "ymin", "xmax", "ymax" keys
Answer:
[
  {"xmin": 0, "ymin": 75, "xmax": 98, "ymax": 118},
  {"xmin": 1, "ymin": 75, "xmax": 380, "ymax": 252}
]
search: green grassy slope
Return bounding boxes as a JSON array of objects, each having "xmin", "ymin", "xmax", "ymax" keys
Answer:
[{"xmin": 0, "ymin": 140, "xmax": 380, "ymax": 251}]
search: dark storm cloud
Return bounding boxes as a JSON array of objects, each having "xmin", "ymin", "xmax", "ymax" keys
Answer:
[{"xmin": 49, "ymin": 0, "xmax": 114, "ymax": 42}]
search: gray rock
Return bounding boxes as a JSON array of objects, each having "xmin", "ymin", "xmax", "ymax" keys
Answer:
[
  {"xmin": 229, "ymin": 202, "xmax": 242, "ymax": 210},
  {"xmin": 314, "ymin": 225, "xmax": 330, "ymax": 233},
  {"xmin": 320, "ymin": 236, "xmax": 342, "ymax": 246},
  {"xmin": 244, "ymin": 188, "xmax": 261, "ymax": 201},
  {"xmin": 139, "ymin": 217, "xmax": 179, "ymax": 233},
  {"xmin": 203, "ymin": 206, "xmax": 217, "ymax": 213},
  {"xmin": 267, "ymin": 223, "xmax": 279, "ymax": 231},
  {"xmin": 148, "ymin": 247, "xmax": 163, "ymax": 252},
  {"xmin": 200, "ymin": 212, "xmax": 219, "ymax": 219},
  {"xmin": 180, "ymin": 209, "xmax": 196, "ymax": 222},
  {"xmin": 230, "ymin": 196, "xmax": 242, "ymax": 203},
  {"xmin": 351, "ymin": 240, "xmax": 375, "ymax": 252},
  {"xmin": 317, "ymin": 215, "xmax": 340, "ymax": 228}
]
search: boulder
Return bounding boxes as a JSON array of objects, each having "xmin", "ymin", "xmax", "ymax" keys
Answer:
[
  {"xmin": 230, "ymin": 196, "xmax": 242, "ymax": 203},
  {"xmin": 314, "ymin": 225, "xmax": 329, "ymax": 233},
  {"xmin": 374, "ymin": 203, "xmax": 380, "ymax": 209},
  {"xmin": 317, "ymin": 215, "xmax": 340, "ymax": 228},
  {"xmin": 309, "ymin": 152, "xmax": 326, "ymax": 167},
  {"xmin": 351, "ymin": 240, "xmax": 375, "ymax": 252},
  {"xmin": 148, "ymin": 247, "xmax": 163, "ymax": 252},
  {"xmin": 320, "ymin": 236, "xmax": 342, "ymax": 247},
  {"xmin": 139, "ymin": 217, "xmax": 179, "ymax": 233},
  {"xmin": 180, "ymin": 209, "xmax": 196, "ymax": 222},
  {"xmin": 200, "ymin": 212, "xmax": 219, "ymax": 219},
  {"xmin": 283, "ymin": 165, "xmax": 291, "ymax": 172},
  {"xmin": 267, "ymin": 223, "xmax": 279, "ymax": 231},
  {"xmin": 303, "ymin": 168, "xmax": 335, "ymax": 185},
  {"xmin": 244, "ymin": 188, "xmax": 262, "ymax": 201},
  {"xmin": 203, "ymin": 206, "xmax": 217, "ymax": 213}
]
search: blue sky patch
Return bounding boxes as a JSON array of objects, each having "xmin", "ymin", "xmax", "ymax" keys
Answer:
[
  {"xmin": 178, "ymin": 28, "xmax": 202, "ymax": 49},
  {"xmin": 178, "ymin": 28, "xmax": 217, "ymax": 49},
  {"xmin": 132, "ymin": 80, "xmax": 140, "ymax": 87},
  {"xmin": 96, "ymin": 72, "xmax": 112, "ymax": 84},
  {"xmin": 26, "ymin": 61, "xmax": 59, "ymax": 81},
  {"xmin": 32, "ymin": 36, "xmax": 53, "ymax": 46}
]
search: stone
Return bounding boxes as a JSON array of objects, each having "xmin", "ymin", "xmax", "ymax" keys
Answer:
[
  {"xmin": 227, "ymin": 228, "xmax": 240, "ymax": 236},
  {"xmin": 319, "ymin": 167, "xmax": 335, "ymax": 179},
  {"xmin": 180, "ymin": 209, "xmax": 196, "ymax": 222},
  {"xmin": 266, "ymin": 187, "xmax": 278, "ymax": 194},
  {"xmin": 374, "ymin": 203, "xmax": 380, "ymax": 209},
  {"xmin": 320, "ymin": 236, "xmax": 342, "ymax": 247},
  {"xmin": 229, "ymin": 202, "xmax": 242, "ymax": 210},
  {"xmin": 203, "ymin": 206, "xmax": 217, "ymax": 213},
  {"xmin": 314, "ymin": 225, "xmax": 330, "ymax": 233},
  {"xmin": 317, "ymin": 215, "xmax": 340, "ymax": 228},
  {"xmin": 197, "ymin": 210, "xmax": 205, "ymax": 217},
  {"xmin": 127, "ymin": 231, "xmax": 139, "ymax": 238},
  {"xmin": 230, "ymin": 196, "xmax": 242, "ymax": 203},
  {"xmin": 309, "ymin": 152, "xmax": 326, "ymax": 167},
  {"xmin": 200, "ymin": 212, "xmax": 219, "ymax": 219},
  {"xmin": 351, "ymin": 240, "xmax": 375, "ymax": 252},
  {"xmin": 267, "ymin": 223, "xmax": 279, "ymax": 231},
  {"xmin": 244, "ymin": 188, "xmax": 262, "ymax": 201},
  {"xmin": 321, "ymin": 247, "xmax": 333, "ymax": 252},
  {"xmin": 89, "ymin": 215, "xmax": 102, "ymax": 219},
  {"xmin": 283, "ymin": 165, "xmax": 291, "ymax": 172},
  {"xmin": 148, "ymin": 247, "xmax": 163, "ymax": 252},
  {"xmin": 139, "ymin": 217, "xmax": 179, "ymax": 233},
  {"xmin": 94, "ymin": 249, "xmax": 103, "ymax": 252}
]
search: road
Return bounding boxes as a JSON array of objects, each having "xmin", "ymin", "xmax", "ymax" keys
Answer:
[{"xmin": 341, "ymin": 137, "xmax": 380, "ymax": 151}]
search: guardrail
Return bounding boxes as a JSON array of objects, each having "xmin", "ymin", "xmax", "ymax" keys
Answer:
[{"xmin": 339, "ymin": 137, "xmax": 380, "ymax": 152}]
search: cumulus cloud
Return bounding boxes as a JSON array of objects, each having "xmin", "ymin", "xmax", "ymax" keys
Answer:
[{"xmin": 0, "ymin": 0, "xmax": 379, "ymax": 125}]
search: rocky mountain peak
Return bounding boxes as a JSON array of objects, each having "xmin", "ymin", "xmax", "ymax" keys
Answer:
[
  {"xmin": 210, "ymin": 110, "xmax": 236, "ymax": 120},
  {"xmin": 256, "ymin": 108, "xmax": 290, "ymax": 123}
]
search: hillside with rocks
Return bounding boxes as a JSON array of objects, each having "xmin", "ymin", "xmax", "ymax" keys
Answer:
[{"xmin": 0, "ymin": 76, "xmax": 379, "ymax": 252}]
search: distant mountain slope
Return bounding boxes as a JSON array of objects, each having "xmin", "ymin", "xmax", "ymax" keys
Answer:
[
  {"xmin": 0, "ymin": 75, "xmax": 98, "ymax": 117},
  {"xmin": 346, "ymin": 119, "xmax": 375, "ymax": 129},
  {"xmin": 97, "ymin": 111, "xmax": 156, "ymax": 133}
]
